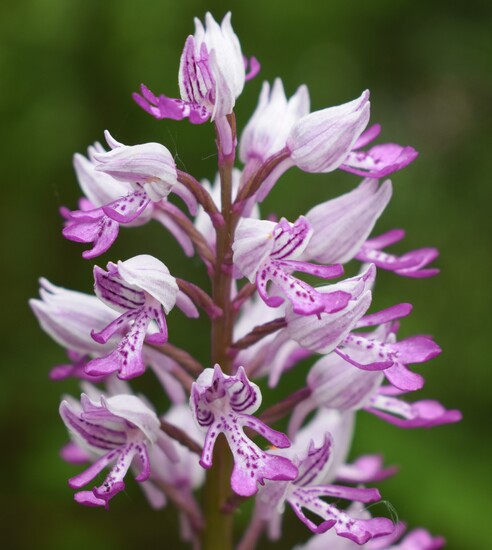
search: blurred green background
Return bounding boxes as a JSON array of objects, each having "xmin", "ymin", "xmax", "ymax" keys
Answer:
[{"xmin": 1, "ymin": 0, "xmax": 491, "ymax": 548}]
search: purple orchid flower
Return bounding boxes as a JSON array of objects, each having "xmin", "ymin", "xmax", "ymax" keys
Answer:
[
  {"xmin": 61, "ymin": 142, "xmax": 138, "ymax": 258},
  {"xmin": 253, "ymin": 411, "xmax": 394, "ymax": 544},
  {"xmin": 30, "ymin": 278, "xmax": 189, "ymax": 402},
  {"xmin": 190, "ymin": 365, "xmax": 298, "ymax": 497},
  {"xmin": 288, "ymin": 344, "xmax": 461, "ymax": 437},
  {"xmin": 241, "ymin": 264, "xmax": 375, "ymax": 389},
  {"xmin": 62, "ymin": 132, "xmax": 195, "ymax": 259},
  {"xmin": 133, "ymin": 12, "xmax": 248, "ymax": 125},
  {"xmin": 356, "ymin": 229, "xmax": 439, "ymax": 278},
  {"xmin": 85, "ymin": 255, "xmax": 179, "ymax": 380},
  {"xmin": 60, "ymin": 392, "xmax": 175, "ymax": 508},
  {"xmin": 299, "ymin": 180, "xmax": 438, "ymax": 278},
  {"xmin": 239, "ymin": 86, "xmax": 418, "ymax": 204},
  {"xmin": 334, "ymin": 303, "xmax": 441, "ymax": 391},
  {"xmin": 233, "ymin": 215, "xmax": 352, "ymax": 315},
  {"xmin": 240, "ymin": 89, "xmax": 372, "ymax": 203},
  {"xmin": 60, "ymin": 380, "xmax": 192, "ymax": 512},
  {"xmin": 92, "ymin": 130, "xmax": 178, "ymax": 203}
]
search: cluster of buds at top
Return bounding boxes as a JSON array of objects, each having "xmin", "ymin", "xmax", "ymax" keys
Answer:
[{"xmin": 31, "ymin": 11, "xmax": 459, "ymax": 550}]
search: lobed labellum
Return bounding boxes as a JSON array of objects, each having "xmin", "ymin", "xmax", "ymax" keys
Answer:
[{"xmin": 191, "ymin": 366, "xmax": 298, "ymax": 496}]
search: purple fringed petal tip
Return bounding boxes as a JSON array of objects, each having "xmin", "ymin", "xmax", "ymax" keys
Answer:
[
  {"xmin": 356, "ymin": 302, "xmax": 413, "ymax": 328},
  {"xmin": 62, "ymin": 205, "xmax": 120, "ymax": 259},
  {"xmin": 133, "ymin": 85, "xmax": 211, "ymax": 124},
  {"xmin": 244, "ymin": 56, "xmax": 260, "ymax": 81},
  {"xmin": 395, "ymin": 336, "xmax": 441, "ymax": 363},
  {"xmin": 190, "ymin": 365, "xmax": 297, "ymax": 496},
  {"xmin": 341, "ymin": 142, "xmax": 419, "ymax": 178},
  {"xmin": 368, "ymin": 393, "xmax": 462, "ymax": 428},
  {"xmin": 356, "ymin": 230, "xmax": 439, "ymax": 278},
  {"xmin": 74, "ymin": 490, "xmax": 107, "ymax": 508}
]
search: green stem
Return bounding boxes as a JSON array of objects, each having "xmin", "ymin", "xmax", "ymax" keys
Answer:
[{"xmin": 201, "ymin": 114, "xmax": 236, "ymax": 550}]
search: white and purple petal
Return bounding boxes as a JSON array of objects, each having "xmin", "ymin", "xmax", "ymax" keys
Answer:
[
  {"xmin": 302, "ymin": 179, "xmax": 392, "ymax": 264},
  {"xmin": 287, "ymin": 91, "xmax": 370, "ymax": 173},
  {"xmin": 93, "ymin": 131, "xmax": 178, "ymax": 201}
]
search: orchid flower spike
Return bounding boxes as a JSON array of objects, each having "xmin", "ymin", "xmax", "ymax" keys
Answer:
[{"xmin": 31, "ymin": 10, "xmax": 461, "ymax": 548}]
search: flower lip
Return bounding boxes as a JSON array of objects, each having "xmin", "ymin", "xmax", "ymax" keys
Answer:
[{"xmin": 190, "ymin": 365, "xmax": 298, "ymax": 497}]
